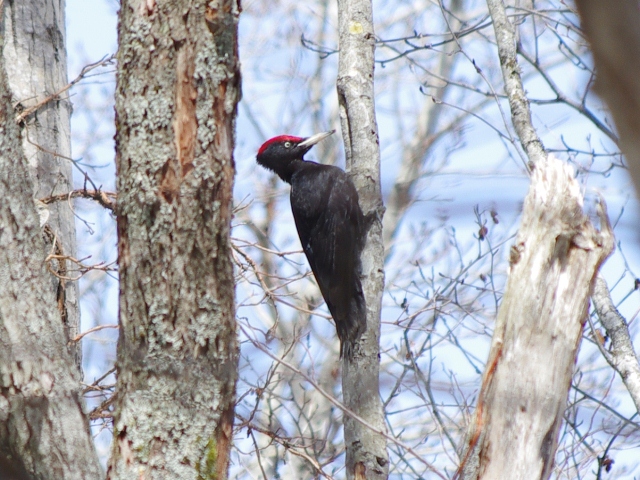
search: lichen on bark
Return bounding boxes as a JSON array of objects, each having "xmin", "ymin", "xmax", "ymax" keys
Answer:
[{"xmin": 108, "ymin": 1, "xmax": 241, "ymax": 478}]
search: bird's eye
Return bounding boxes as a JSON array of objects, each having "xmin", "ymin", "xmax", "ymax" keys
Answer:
[{"xmin": 284, "ymin": 142, "xmax": 292, "ymax": 148}]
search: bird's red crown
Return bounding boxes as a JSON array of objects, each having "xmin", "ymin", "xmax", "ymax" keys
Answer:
[{"xmin": 257, "ymin": 135, "xmax": 304, "ymax": 156}]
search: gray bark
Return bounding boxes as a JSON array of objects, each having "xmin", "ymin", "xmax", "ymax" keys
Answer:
[
  {"xmin": 574, "ymin": 0, "xmax": 640, "ymax": 196},
  {"xmin": 1, "ymin": 0, "xmax": 81, "ymax": 367},
  {"xmin": 486, "ymin": 0, "xmax": 545, "ymax": 168},
  {"xmin": 107, "ymin": 1, "xmax": 240, "ymax": 478},
  {"xmin": 592, "ymin": 275, "xmax": 640, "ymax": 414},
  {"xmin": 0, "ymin": 19, "xmax": 102, "ymax": 480},
  {"xmin": 336, "ymin": 0, "xmax": 388, "ymax": 478},
  {"xmin": 458, "ymin": 1, "xmax": 615, "ymax": 477},
  {"xmin": 459, "ymin": 157, "xmax": 613, "ymax": 479}
]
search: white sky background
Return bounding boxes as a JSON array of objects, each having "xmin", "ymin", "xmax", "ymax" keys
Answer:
[{"xmin": 66, "ymin": 0, "xmax": 640, "ymax": 476}]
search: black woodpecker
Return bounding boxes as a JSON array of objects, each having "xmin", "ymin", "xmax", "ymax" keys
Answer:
[{"xmin": 256, "ymin": 130, "xmax": 367, "ymax": 359}]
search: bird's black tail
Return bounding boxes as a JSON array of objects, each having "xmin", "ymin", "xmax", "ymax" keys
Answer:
[{"xmin": 336, "ymin": 280, "xmax": 367, "ymax": 360}]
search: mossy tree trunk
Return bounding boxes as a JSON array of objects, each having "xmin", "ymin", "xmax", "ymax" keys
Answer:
[{"xmin": 107, "ymin": 1, "xmax": 241, "ymax": 478}]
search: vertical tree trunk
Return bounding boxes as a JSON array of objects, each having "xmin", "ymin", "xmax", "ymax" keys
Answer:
[
  {"xmin": 336, "ymin": 0, "xmax": 388, "ymax": 478},
  {"xmin": 459, "ymin": 1, "xmax": 615, "ymax": 478},
  {"xmin": 382, "ymin": 0, "xmax": 464, "ymax": 248},
  {"xmin": 459, "ymin": 157, "xmax": 613, "ymax": 480},
  {"xmin": 0, "ymin": 16, "xmax": 102, "ymax": 480},
  {"xmin": 2, "ymin": 0, "xmax": 81, "ymax": 367},
  {"xmin": 107, "ymin": 1, "xmax": 240, "ymax": 478}
]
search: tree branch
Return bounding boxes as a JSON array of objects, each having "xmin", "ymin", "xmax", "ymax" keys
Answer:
[
  {"xmin": 486, "ymin": 0, "xmax": 545, "ymax": 168},
  {"xmin": 591, "ymin": 275, "xmax": 640, "ymax": 414},
  {"xmin": 40, "ymin": 189, "xmax": 116, "ymax": 211}
]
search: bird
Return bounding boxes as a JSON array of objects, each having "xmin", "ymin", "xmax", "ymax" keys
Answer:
[{"xmin": 256, "ymin": 130, "xmax": 367, "ymax": 359}]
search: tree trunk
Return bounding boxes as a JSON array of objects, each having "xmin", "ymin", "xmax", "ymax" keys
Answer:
[
  {"xmin": 336, "ymin": 0, "xmax": 388, "ymax": 478},
  {"xmin": 0, "ymin": 16, "xmax": 102, "ymax": 480},
  {"xmin": 459, "ymin": 156, "xmax": 614, "ymax": 479},
  {"xmin": 107, "ymin": 1, "xmax": 240, "ymax": 478},
  {"xmin": 459, "ymin": 1, "xmax": 615, "ymax": 478},
  {"xmin": 382, "ymin": 0, "xmax": 463, "ymax": 249},
  {"xmin": 2, "ymin": 0, "xmax": 81, "ymax": 367}
]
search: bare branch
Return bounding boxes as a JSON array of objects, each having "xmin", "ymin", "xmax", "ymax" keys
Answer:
[
  {"xmin": 239, "ymin": 323, "xmax": 447, "ymax": 480},
  {"xmin": 592, "ymin": 275, "xmax": 640, "ymax": 414},
  {"xmin": 15, "ymin": 54, "xmax": 115, "ymax": 125},
  {"xmin": 40, "ymin": 189, "xmax": 116, "ymax": 211},
  {"xmin": 486, "ymin": 0, "xmax": 546, "ymax": 168},
  {"xmin": 237, "ymin": 415, "xmax": 339, "ymax": 480},
  {"xmin": 73, "ymin": 324, "xmax": 119, "ymax": 343}
]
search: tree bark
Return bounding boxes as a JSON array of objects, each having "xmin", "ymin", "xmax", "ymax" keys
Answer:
[
  {"xmin": 486, "ymin": 0, "xmax": 545, "ymax": 169},
  {"xmin": 0, "ymin": 19, "xmax": 102, "ymax": 480},
  {"xmin": 107, "ymin": 1, "xmax": 240, "ymax": 478},
  {"xmin": 459, "ymin": 1, "xmax": 615, "ymax": 478},
  {"xmin": 459, "ymin": 157, "xmax": 614, "ymax": 480},
  {"xmin": 1, "ymin": 0, "xmax": 81, "ymax": 367},
  {"xmin": 336, "ymin": 0, "xmax": 388, "ymax": 478}
]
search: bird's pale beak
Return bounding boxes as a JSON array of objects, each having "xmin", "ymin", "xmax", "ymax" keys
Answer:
[{"xmin": 298, "ymin": 130, "xmax": 335, "ymax": 148}]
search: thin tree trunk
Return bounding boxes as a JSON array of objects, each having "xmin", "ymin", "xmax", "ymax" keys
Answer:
[
  {"xmin": 458, "ymin": 1, "xmax": 615, "ymax": 478},
  {"xmin": 0, "ymin": 20, "xmax": 102, "ymax": 480},
  {"xmin": 107, "ymin": 1, "xmax": 240, "ymax": 478},
  {"xmin": 2, "ymin": 0, "xmax": 81, "ymax": 367},
  {"xmin": 336, "ymin": 0, "xmax": 388, "ymax": 478}
]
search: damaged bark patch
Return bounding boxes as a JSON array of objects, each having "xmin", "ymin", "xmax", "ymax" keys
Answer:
[
  {"xmin": 214, "ymin": 403, "xmax": 234, "ymax": 479},
  {"xmin": 160, "ymin": 42, "xmax": 197, "ymax": 203},
  {"xmin": 173, "ymin": 43, "xmax": 197, "ymax": 177},
  {"xmin": 160, "ymin": 161, "xmax": 178, "ymax": 203},
  {"xmin": 212, "ymin": 81, "xmax": 230, "ymax": 153},
  {"xmin": 117, "ymin": 428, "xmax": 134, "ymax": 466},
  {"xmin": 205, "ymin": 3, "xmax": 232, "ymax": 36}
]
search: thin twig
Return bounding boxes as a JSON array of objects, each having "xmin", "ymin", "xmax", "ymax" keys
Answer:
[
  {"xmin": 45, "ymin": 254, "xmax": 117, "ymax": 281},
  {"xmin": 73, "ymin": 324, "xmax": 119, "ymax": 343},
  {"xmin": 40, "ymin": 189, "xmax": 116, "ymax": 212},
  {"xmin": 238, "ymin": 415, "xmax": 338, "ymax": 480},
  {"xmin": 16, "ymin": 54, "xmax": 115, "ymax": 124},
  {"xmin": 82, "ymin": 367, "xmax": 117, "ymax": 394},
  {"xmin": 238, "ymin": 323, "xmax": 447, "ymax": 480}
]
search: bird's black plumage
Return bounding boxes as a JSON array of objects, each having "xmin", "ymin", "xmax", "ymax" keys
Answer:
[{"xmin": 256, "ymin": 131, "xmax": 367, "ymax": 358}]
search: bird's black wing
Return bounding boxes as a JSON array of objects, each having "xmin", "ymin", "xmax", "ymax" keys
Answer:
[{"xmin": 290, "ymin": 165, "xmax": 366, "ymax": 357}]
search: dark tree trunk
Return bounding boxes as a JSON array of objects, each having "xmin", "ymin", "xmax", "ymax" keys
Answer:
[{"xmin": 107, "ymin": 1, "xmax": 241, "ymax": 478}]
